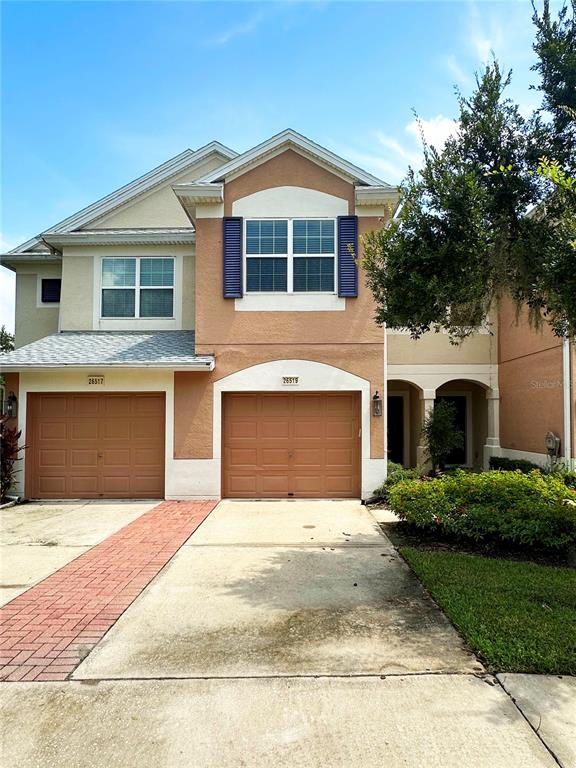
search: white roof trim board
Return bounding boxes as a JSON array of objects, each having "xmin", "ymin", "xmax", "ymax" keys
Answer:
[
  {"xmin": 355, "ymin": 186, "xmax": 400, "ymax": 206},
  {"xmin": 198, "ymin": 129, "xmax": 389, "ymax": 187},
  {"xmin": 0, "ymin": 331, "xmax": 214, "ymax": 371},
  {"xmin": 42, "ymin": 228, "xmax": 196, "ymax": 248},
  {"xmin": 10, "ymin": 141, "xmax": 237, "ymax": 254}
]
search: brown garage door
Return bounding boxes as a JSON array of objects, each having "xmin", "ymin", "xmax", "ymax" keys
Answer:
[
  {"xmin": 223, "ymin": 392, "xmax": 360, "ymax": 498},
  {"xmin": 27, "ymin": 393, "xmax": 165, "ymax": 499}
]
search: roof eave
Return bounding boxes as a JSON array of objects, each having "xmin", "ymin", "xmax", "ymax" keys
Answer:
[
  {"xmin": 0, "ymin": 360, "xmax": 215, "ymax": 372},
  {"xmin": 198, "ymin": 129, "xmax": 389, "ymax": 187},
  {"xmin": 42, "ymin": 230, "xmax": 196, "ymax": 248}
]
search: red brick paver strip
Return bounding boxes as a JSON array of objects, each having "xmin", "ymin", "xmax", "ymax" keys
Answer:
[{"xmin": 0, "ymin": 500, "xmax": 217, "ymax": 682}]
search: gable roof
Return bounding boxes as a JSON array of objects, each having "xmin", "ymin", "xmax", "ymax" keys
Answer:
[
  {"xmin": 198, "ymin": 129, "xmax": 389, "ymax": 187},
  {"xmin": 9, "ymin": 141, "xmax": 237, "ymax": 254}
]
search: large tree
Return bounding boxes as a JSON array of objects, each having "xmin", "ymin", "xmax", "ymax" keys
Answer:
[{"xmin": 363, "ymin": 1, "xmax": 576, "ymax": 340}]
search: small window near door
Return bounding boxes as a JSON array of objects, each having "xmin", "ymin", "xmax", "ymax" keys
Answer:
[{"xmin": 41, "ymin": 278, "xmax": 61, "ymax": 304}]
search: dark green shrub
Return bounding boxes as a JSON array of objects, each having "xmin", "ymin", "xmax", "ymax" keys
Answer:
[
  {"xmin": 422, "ymin": 400, "xmax": 464, "ymax": 472},
  {"xmin": 389, "ymin": 470, "xmax": 576, "ymax": 550},
  {"xmin": 489, "ymin": 456, "xmax": 543, "ymax": 473},
  {"xmin": 373, "ymin": 462, "xmax": 424, "ymax": 497}
]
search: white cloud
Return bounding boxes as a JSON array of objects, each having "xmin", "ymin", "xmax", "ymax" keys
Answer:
[
  {"xmin": 406, "ymin": 114, "xmax": 459, "ymax": 151},
  {"xmin": 206, "ymin": 11, "xmax": 264, "ymax": 46},
  {"xmin": 444, "ymin": 54, "xmax": 473, "ymax": 88}
]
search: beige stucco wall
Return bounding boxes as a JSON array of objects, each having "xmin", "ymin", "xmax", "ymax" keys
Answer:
[
  {"xmin": 387, "ymin": 331, "xmax": 495, "ymax": 366},
  {"xmin": 58, "ymin": 245, "xmax": 195, "ymax": 331},
  {"xmin": 13, "ymin": 264, "xmax": 61, "ymax": 347},
  {"xmin": 59, "ymin": 251, "xmax": 94, "ymax": 331},
  {"xmin": 88, "ymin": 154, "xmax": 229, "ymax": 229}
]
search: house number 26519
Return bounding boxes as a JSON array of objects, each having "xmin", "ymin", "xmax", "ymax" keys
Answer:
[{"xmin": 282, "ymin": 376, "xmax": 299, "ymax": 386}]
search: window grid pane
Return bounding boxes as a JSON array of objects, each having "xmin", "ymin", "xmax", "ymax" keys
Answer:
[
  {"xmin": 246, "ymin": 220, "xmax": 288, "ymax": 255},
  {"xmin": 293, "ymin": 257, "xmax": 335, "ymax": 292},
  {"xmin": 140, "ymin": 258, "xmax": 174, "ymax": 287},
  {"xmin": 293, "ymin": 220, "xmax": 335, "ymax": 255},
  {"xmin": 140, "ymin": 288, "xmax": 174, "ymax": 317},
  {"xmin": 101, "ymin": 289, "xmax": 136, "ymax": 317},
  {"xmin": 246, "ymin": 257, "xmax": 287, "ymax": 292},
  {"xmin": 102, "ymin": 258, "xmax": 136, "ymax": 287}
]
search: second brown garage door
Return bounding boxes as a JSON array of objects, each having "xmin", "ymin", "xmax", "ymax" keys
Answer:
[
  {"xmin": 26, "ymin": 393, "xmax": 165, "ymax": 499},
  {"xmin": 222, "ymin": 392, "xmax": 361, "ymax": 498}
]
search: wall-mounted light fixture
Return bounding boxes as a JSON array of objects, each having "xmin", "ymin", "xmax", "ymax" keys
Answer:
[
  {"xmin": 5, "ymin": 392, "xmax": 18, "ymax": 419},
  {"xmin": 372, "ymin": 391, "xmax": 382, "ymax": 417}
]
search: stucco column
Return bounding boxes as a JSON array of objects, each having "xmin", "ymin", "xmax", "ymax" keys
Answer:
[
  {"xmin": 483, "ymin": 388, "xmax": 502, "ymax": 469},
  {"xmin": 416, "ymin": 389, "xmax": 436, "ymax": 467}
]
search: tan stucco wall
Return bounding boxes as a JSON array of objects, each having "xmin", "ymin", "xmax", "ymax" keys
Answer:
[
  {"xmin": 88, "ymin": 153, "xmax": 229, "ymax": 229},
  {"xmin": 387, "ymin": 332, "xmax": 494, "ymax": 365},
  {"xmin": 498, "ymin": 298, "xmax": 564, "ymax": 453},
  {"xmin": 224, "ymin": 149, "xmax": 355, "ymax": 216},
  {"xmin": 174, "ymin": 344, "xmax": 384, "ymax": 461},
  {"xmin": 59, "ymin": 251, "xmax": 94, "ymax": 331},
  {"xmin": 13, "ymin": 264, "xmax": 61, "ymax": 347},
  {"xmin": 58, "ymin": 245, "xmax": 195, "ymax": 331}
]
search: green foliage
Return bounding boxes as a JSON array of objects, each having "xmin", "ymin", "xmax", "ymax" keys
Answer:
[
  {"xmin": 0, "ymin": 414, "xmax": 24, "ymax": 501},
  {"xmin": 0, "ymin": 326, "xmax": 14, "ymax": 353},
  {"xmin": 363, "ymin": 2, "xmax": 576, "ymax": 340},
  {"xmin": 489, "ymin": 456, "xmax": 543, "ymax": 473},
  {"xmin": 373, "ymin": 461, "xmax": 424, "ymax": 497},
  {"xmin": 389, "ymin": 470, "xmax": 576, "ymax": 549},
  {"xmin": 421, "ymin": 400, "xmax": 464, "ymax": 472},
  {"xmin": 402, "ymin": 548, "xmax": 576, "ymax": 674}
]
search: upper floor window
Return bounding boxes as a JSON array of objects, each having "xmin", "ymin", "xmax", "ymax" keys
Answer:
[
  {"xmin": 41, "ymin": 278, "xmax": 61, "ymax": 304},
  {"xmin": 245, "ymin": 219, "xmax": 335, "ymax": 294},
  {"xmin": 101, "ymin": 257, "xmax": 174, "ymax": 318}
]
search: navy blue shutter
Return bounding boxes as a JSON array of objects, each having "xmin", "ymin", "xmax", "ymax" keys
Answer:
[
  {"xmin": 337, "ymin": 215, "xmax": 358, "ymax": 297},
  {"xmin": 223, "ymin": 217, "xmax": 243, "ymax": 298}
]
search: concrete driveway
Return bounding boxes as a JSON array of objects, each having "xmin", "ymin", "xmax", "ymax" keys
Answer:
[
  {"xmin": 75, "ymin": 500, "xmax": 481, "ymax": 678},
  {"xmin": 0, "ymin": 500, "xmax": 158, "ymax": 606},
  {"xmin": 0, "ymin": 499, "xmax": 567, "ymax": 767}
]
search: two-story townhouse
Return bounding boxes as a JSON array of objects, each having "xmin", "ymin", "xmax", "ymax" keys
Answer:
[{"xmin": 3, "ymin": 128, "xmax": 565, "ymax": 502}]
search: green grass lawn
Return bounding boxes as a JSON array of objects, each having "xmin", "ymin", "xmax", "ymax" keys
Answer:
[{"xmin": 401, "ymin": 547, "xmax": 576, "ymax": 674}]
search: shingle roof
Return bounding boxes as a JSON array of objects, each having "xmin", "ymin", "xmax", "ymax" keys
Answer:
[{"xmin": 0, "ymin": 331, "xmax": 214, "ymax": 369}]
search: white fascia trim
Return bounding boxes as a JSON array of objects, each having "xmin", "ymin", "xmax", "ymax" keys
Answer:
[
  {"xmin": 355, "ymin": 186, "xmax": 400, "ymax": 206},
  {"xmin": 42, "ymin": 231, "xmax": 196, "ymax": 247},
  {"xmin": 0, "ymin": 361, "xmax": 215, "ymax": 372},
  {"xmin": 172, "ymin": 183, "xmax": 224, "ymax": 203},
  {"xmin": 198, "ymin": 129, "xmax": 388, "ymax": 187},
  {"xmin": 1, "ymin": 253, "xmax": 61, "ymax": 271},
  {"xmin": 11, "ymin": 142, "xmax": 237, "ymax": 253}
]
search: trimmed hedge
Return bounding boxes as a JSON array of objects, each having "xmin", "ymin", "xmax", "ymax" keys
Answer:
[
  {"xmin": 389, "ymin": 470, "xmax": 576, "ymax": 550},
  {"xmin": 489, "ymin": 456, "xmax": 543, "ymax": 473},
  {"xmin": 374, "ymin": 462, "xmax": 424, "ymax": 497}
]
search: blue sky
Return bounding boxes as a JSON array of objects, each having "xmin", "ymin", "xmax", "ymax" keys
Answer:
[{"xmin": 1, "ymin": 0, "xmax": 556, "ymax": 330}]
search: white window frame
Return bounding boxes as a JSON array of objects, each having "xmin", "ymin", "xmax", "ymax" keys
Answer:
[
  {"xmin": 243, "ymin": 217, "xmax": 336, "ymax": 295},
  {"xmin": 100, "ymin": 257, "xmax": 176, "ymax": 320}
]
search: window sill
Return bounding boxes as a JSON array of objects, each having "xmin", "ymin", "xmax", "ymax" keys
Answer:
[
  {"xmin": 95, "ymin": 317, "xmax": 180, "ymax": 331},
  {"xmin": 235, "ymin": 293, "xmax": 346, "ymax": 312}
]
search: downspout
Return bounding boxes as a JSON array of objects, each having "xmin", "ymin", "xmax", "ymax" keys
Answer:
[
  {"xmin": 383, "ymin": 323, "xmax": 388, "ymax": 479},
  {"xmin": 563, "ymin": 337, "xmax": 572, "ymax": 467}
]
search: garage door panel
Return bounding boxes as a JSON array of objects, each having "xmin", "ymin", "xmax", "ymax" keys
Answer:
[
  {"xmin": 223, "ymin": 393, "xmax": 360, "ymax": 498},
  {"xmin": 72, "ymin": 397, "xmax": 100, "ymax": 416},
  {"xmin": 229, "ymin": 421, "xmax": 258, "ymax": 439},
  {"xmin": 71, "ymin": 422, "xmax": 99, "ymax": 441},
  {"xmin": 38, "ymin": 449, "xmax": 67, "ymax": 468},
  {"xmin": 28, "ymin": 393, "xmax": 165, "ymax": 499},
  {"xmin": 70, "ymin": 450, "xmax": 99, "ymax": 468},
  {"xmin": 260, "ymin": 420, "xmax": 290, "ymax": 438},
  {"xmin": 38, "ymin": 422, "xmax": 67, "ymax": 440}
]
